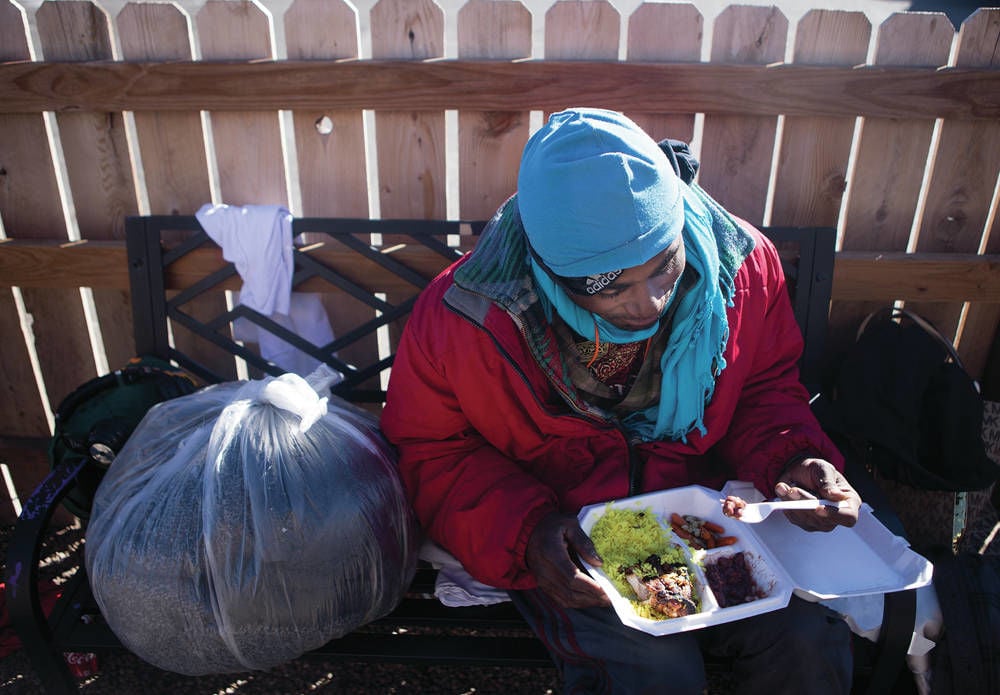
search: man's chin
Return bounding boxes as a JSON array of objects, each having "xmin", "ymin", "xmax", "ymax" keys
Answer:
[{"xmin": 613, "ymin": 319, "xmax": 659, "ymax": 332}]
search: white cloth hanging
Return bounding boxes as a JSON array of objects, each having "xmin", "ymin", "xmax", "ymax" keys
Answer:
[{"xmin": 196, "ymin": 204, "xmax": 338, "ymax": 379}]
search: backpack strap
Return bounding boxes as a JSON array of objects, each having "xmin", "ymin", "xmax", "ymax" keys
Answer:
[
  {"xmin": 859, "ymin": 308, "xmax": 973, "ymax": 384},
  {"xmin": 862, "ymin": 588, "xmax": 917, "ymax": 695}
]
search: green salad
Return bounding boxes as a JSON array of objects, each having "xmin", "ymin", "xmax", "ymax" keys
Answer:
[{"xmin": 588, "ymin": 504, "xmax": 698, "ymax": 620}]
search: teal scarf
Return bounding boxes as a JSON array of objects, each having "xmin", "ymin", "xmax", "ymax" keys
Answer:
[{"xmin": 530, "ymin": 184, "xmax": 753, "ymax": 441}]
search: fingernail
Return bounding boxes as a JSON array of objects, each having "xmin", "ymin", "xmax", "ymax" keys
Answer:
[{"xmin": 775, "ymin": 482, "xmax": 790, "ymax": 496}]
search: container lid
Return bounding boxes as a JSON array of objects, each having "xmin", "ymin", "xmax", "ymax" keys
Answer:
[{"xmin": 724, "ymin": 481, "xmax": 934, "ymax": 601}]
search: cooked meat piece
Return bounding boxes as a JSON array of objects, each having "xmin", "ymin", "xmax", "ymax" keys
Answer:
[{"xmin": 620, "ymin": 554, "xmax": 697, "ymax": 618}]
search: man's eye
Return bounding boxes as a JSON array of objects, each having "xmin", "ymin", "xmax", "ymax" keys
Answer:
[{"xmin": 653, "ymin": 259, "xmax": 678, "ymax": 277}]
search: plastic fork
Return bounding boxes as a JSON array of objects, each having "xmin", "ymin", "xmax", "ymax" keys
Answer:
[{"xmin": 735, "ymin": 499, "xmax": 849, "ymax": 523}]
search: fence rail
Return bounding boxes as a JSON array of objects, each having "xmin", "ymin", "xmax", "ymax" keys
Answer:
[{"xmin": 3, "ymin": 60, "xmax": 1000, "ymax": 120}]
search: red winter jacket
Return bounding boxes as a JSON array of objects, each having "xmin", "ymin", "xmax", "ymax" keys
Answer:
[{"xmin": 380, "ymin": 219, "xmax": 843, "ymax": 590}]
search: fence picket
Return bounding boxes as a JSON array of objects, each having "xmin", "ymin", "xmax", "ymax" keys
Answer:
[
  {"xmin": 370, "ymin": 0, "xmax": 446, "ymax": 221},
  {"xmin": 699, "ymin": 5, "xmax": 788, "ymax": 224},
  {"xmin": 10, "ymin": 3, "xmax": 101, "ymax": 417},
  {"xmin": 625, "ymin": 2, "xmax": 702, "ymax": 145},
  {"xmin": 828, "ymin": 11, "xmax": 954, "ymax": 363},
  {"xmin": 919, "ymin": 9, "xmax": 1000, "ymax": 375},
  {"xmin": 910, "ymin": 9, "xmax": 1000, "ymax": 368},
  {"xmin": 457, "ymin": 0, "xmax": 531, "ymax": 221},
  {"xmin": 196, "ymin": 0, "xmax": 288, "ymax": 378},
  {"xmin": 770, "ymin": 10, "xmax": 870, "ymax": 228},
  {"xmin": 545, "ymin": 0, "xmax": 619, "ymax": 62},
  {"xmin": 197, "ymin": 0, "xmax": 287, "ymax": 207},
  {"xmin": 37, "ymin": 1, "xmax": 138, "ymax": 372},
  {"xmin": 285, "ymin": 0, "xmax": 378, "ymax": 384},
  {"xmin": 118, "ymin": 4, "xmax": 213, "ymax": 216},
  {"xmin": 369, "ymin": 0, "xmax": 446, "ymax": 390},
  {"xmin": 768, "ymin": 9, "xmax": 870, "ymax": 369},
  {"xmin": 0, "ymin": 3, "xmax": 51, "ymax": 438},
  {"xmin": 286, "ymin": 0, "xmax": 368, "ymax": 219},
  {"xmin": 118, "ymin": 1, "xmax": 238, "ymax": 382}
]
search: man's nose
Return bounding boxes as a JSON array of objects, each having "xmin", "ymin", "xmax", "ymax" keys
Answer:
[{"xmin": 624, "ymin": 281, "xmax": 671, "ymax": 317}]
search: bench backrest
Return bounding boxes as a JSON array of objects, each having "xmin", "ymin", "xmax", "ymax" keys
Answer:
[{"xmin": 125, "ymin": 216, "xmax": 834, "ymax": 402}]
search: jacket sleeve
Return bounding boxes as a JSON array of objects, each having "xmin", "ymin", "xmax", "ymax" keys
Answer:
[
  {"xmin": 714, "ymin": 226, "xmax": 844, "ymax": 496},
  {"xmin": 380, "ymin": 281, "xmax": 558, "ymax": 590}
]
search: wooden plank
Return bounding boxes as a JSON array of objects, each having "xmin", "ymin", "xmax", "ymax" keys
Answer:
[
  {"xmin": 3, "ymin": 2, "xmax": 98, "ymax": 432},
  {"xmin": 4, "ymin": 240, "xmax": 999, "ymax": 303},
  {"xmin": 910, "ymin": 9, "xmax": 1000, "ymax": 366},
  {"xmin": 5, "ymin": 60, "xmax": 1000, "ymax": 120},
  {"xmin": 842, "ymin": 13, "xmax": 954, "ymax": 252},
  {"xmin": 545, "ymin": 0, "xmax": 619, "ymax": 60},
  {"xmin": 197, "ymin": 0, "xmax": 287, "ymax": 207},
  {"xmin": 0, "ymin": 1, "xmax": 51, "ymax": 439},
  {"xmin": 625, "ymin": 2, "xmax": 702, "ymax": 145},
  {"xmin": 38, "ymin": 1, "xmax": 136, "ymax": 238},
  {"xmin": 0, "ymin": 0, "xmax": 27, "ymax": 63},
  {"xmin": 286, "ymin": 0, "xmax": 368, "ymax": 218},
  {"xmin": 770, "ymin": 10, "xmax": 870, "ymax": 227},
  {"xmin": 371, "ymin": 0, "xmax": 446, "ymax": 221},
  {"xmin": 0, "ymin": 287, "xmax": 48, "ymax": 438},
  {"xmin": 118, "ymin": 3, "xmax": 213, "ymax": 216},
  {"xmin": 118, "ymin": 2, "xmax": 238, "ymax": 381},
  {"xmin": 195, "ymin": 0, "xmax": 286, "ymax": 377},
  {"xmin": 285, "ymin": 0, "xmax": 376, "ymax": 383},
  {"xmin": 37, "ymin": 0, "xmax": 137, "ymax": 373},
  {"xmin": 699, "ymin": 6, "xmax": 788, "ymax": 224},
  {"xmin": 828, "ymin": 12, "xmax": 955, "ymax": 367},
  {"xmin": 948, "ymin": 9, "xmax": 1000, "ymax": 377},
  {"xmin": 370, "ymin": 0, "xmax": 446, "ymax": 395},
  {"xmin": 831, "ymin": 252, "xmax": 1000, "ymax": 303},
  {"xmin": 456, "ymin": 0, "xmax": 531, "ymax": 220},
  {"xmin": 543, "ymin": 0, "xmax": 619, "ymax": 133},
  {"xmin": 767, "ymin": 9, "xmax": 868, "ymax": 378}
]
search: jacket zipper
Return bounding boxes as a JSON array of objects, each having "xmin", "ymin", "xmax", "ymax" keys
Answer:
[{"xmin": 447, "ymin": 295, "xmax": 641, "ymax": 496}]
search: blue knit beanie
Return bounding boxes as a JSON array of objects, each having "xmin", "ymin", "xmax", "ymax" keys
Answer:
[{"xmin": 517, "ymin": 108, "xmax": 684, "ymax": 277}]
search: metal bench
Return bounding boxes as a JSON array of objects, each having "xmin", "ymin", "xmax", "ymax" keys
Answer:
[{"xmin": 9, "ymin": 217, "xmax": 883, "ymax": 694}]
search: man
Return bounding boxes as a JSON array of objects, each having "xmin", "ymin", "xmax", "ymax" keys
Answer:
[{"xmin": 381, "ymin": 108, "xmax": 861, "ymax": 694}]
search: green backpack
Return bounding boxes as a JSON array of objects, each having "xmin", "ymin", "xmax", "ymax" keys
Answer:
[{"xmin": 49, "ymin": 356, "xmax": 199, "ymax": 519}]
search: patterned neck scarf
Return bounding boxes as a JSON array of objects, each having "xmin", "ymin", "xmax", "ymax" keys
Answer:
[
  {"xmin": 530, "ymin": 184, "xmax": 750, "ymax": 441},
  {"xmin": 453, "ymin": 183, "xmax": 754, "ymax": 442}
]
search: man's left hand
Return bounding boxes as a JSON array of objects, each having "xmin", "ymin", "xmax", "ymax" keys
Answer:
[{"xmin": 775, "ymin": 458, "xmax": 861, "ymax": 532}]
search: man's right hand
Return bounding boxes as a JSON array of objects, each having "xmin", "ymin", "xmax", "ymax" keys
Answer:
[{"xmin": 524, "ymin": 511, "xmax": 610, "ymax": 609}]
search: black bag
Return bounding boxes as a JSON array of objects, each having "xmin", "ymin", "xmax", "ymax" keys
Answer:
[
  {"xmin": 927, "ymin": 549, "xmax": 1000, "ymax": 694},
  {"xmin": 49, "ymin": 355, "xmax": 199, "ymax": 519},
  {"xmin": 822, "ymin": 308, "xmax": 999, "ymax": 492}
]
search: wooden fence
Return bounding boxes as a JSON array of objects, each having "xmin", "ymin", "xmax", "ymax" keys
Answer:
[{"xmin": 1, "ymin": 0, "xmax": 999, "ymax": 522}]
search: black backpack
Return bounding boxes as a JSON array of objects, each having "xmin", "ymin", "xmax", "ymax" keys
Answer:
[
  {"xmin": 49, "ymin": 356, "xmax": 199, "ymax": 519},
  {"xmin": 821, "ymin": 308, "xmax": 999, "ymax": 493}
]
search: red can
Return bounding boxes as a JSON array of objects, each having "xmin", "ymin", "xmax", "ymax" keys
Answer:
[{"xmin": 64, "ymin": 652, "xmax": 99, "ymax": 678}]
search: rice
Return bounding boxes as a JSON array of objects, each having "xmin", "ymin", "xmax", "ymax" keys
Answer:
[{"xmin": 588, "ymin": 504, "xmax": 694, "ymax": 618}]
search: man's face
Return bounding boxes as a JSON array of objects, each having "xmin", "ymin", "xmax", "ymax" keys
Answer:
[{"xmin": 568, "ymin": 237, "xmax": 686, "ymax": 332}]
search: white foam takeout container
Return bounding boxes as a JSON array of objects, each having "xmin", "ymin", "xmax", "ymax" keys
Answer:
[{"xmin": 577, "ymin": 484, "xmax": 934, "ymax": 636}]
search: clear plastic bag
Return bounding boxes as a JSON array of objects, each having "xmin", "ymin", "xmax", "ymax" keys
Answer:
[{"xmin": 85, "ymin": 366, "xmax": 419, "ymax": 675}]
